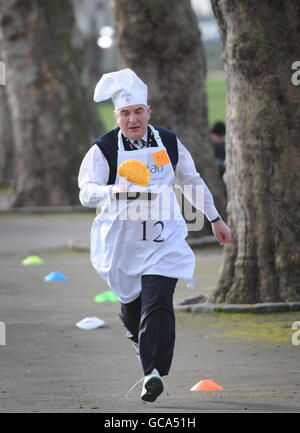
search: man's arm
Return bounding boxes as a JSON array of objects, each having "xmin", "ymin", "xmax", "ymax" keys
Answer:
[
  {"xmin": 174, "ymin": 138, "xmax": 231, "ymax": 244},
  {"xmin": 78, "ymin": 145, "xmax": 113, "ymax": 208}
]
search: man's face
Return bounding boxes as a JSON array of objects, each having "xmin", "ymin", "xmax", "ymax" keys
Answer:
[
  {"xmin": 211, "ymin": 133, "xmax": 224, "ymax": 144},
  {"xmin": 114, "ymin": 104, "xmax": 151, "ymax": 141}
]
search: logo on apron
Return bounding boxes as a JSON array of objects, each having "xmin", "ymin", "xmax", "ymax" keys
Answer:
[{"xmin": 152, "ymin": 149, "xmax": 170, "ymax": 167}]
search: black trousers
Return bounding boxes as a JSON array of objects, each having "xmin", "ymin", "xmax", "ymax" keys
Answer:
[{"xmin": 118, "ymin": 274, "xmax": 178, "ymax": 377}]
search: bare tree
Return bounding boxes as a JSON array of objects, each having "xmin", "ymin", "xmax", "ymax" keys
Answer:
[
  {"xmin": 210, "ymin": 0, "xmax": 300, "ymax": 302},
  {"xmin": 0, "ymin": 0, "xmax": 103, "ymax": 206},
  {"xmin": 114, "ymin": 0, "xmax": 227, "ymax": 233}
]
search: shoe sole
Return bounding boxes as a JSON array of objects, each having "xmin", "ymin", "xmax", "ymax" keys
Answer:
[{"xmin": 141, "ymin": 376, "xmax": 163, "ymax": 402}]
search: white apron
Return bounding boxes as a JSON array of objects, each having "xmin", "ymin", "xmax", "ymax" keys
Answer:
[{"xmin": 90, "ymin": 125, "xmax": 195, "ymax": 303}]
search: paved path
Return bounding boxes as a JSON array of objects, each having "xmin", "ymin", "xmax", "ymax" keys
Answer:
[{"xmin": 0, "ymin": 213, "xmax": 299, "ymax": 413}]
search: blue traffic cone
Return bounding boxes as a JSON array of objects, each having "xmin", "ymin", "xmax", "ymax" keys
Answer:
[{"xmin": 44, "ymin": 272, "xmax": 68, "ymax": 282}]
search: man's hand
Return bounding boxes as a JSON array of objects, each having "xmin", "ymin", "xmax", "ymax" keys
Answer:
[
  {"xmin": 112, "ymin": 184, "xmax": 129, "ymax": 193},
  {"xmin": 211, "ymin": 219, "xmax": 231, "ymax": 245}
]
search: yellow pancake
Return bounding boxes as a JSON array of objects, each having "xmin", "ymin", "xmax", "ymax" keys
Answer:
[{"xmin": 117, "ymin": 159, "xmax": 150, "ymax": 187}]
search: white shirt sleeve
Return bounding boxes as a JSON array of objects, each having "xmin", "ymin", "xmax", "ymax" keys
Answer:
[
  {"xmin": 78, "ymin": 144, "xmax": 112, "ymax": 208},
  {"xmin": 174, "ymin": 138, "xmax": 220, "ymax": 222}
]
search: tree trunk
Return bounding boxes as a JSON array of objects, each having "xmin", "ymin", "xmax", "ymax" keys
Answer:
[
  {"xmin": 210, "ymin": 0, "xmax": 300, "ymax": 303},
  {"xmin": 0, "ymin": 0, "xmax": 103, "ymax": 206},
  {"xmin": 114, "ymin": 0, "xmax": 227, "ymax": 235}
]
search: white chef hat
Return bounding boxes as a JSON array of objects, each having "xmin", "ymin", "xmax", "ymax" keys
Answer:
[{"xmin": 93, "ymin": 68, "xmax": 148, "ymax": 110}]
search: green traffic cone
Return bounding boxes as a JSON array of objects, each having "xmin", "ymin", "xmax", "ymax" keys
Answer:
[
  {"xmin": 94, "ymin": 290, "xmax": 119, "ymax": 303},
  {"xmin": 22, "ymin": 255, "xmax": 44, "ymax": 266}
]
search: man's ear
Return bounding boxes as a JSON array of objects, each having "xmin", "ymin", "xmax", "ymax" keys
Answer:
[{"xmin": 114, "ymin": 110, "xmax": 121, "ymax": 127}]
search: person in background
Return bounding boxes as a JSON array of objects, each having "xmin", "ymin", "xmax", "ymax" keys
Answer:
[{"xmin": 211, "ymin": 121, "xmax": 226, "ymax": 178}]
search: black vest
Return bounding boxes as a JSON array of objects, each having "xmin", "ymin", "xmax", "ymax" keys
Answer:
[{"xmin": 92, "ymin": 126, "xmax": 178, "ymax": 185}]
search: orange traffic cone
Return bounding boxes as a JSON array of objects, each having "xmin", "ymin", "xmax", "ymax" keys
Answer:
[{"xmin": 190, "ymin": 379, "xmax": 223, "ymax": 391}]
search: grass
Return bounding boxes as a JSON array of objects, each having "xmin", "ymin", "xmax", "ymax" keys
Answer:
[
  {"xmin": 206, "ymin": 72, "xmax": 226, "ymax": 125},
  {"xmin": 176, "ymin": 311, "xmax": 300, "ymax": 345},
  {"xmin": 98, "ymin": 72, "xmax": 226, "ymax": 132},
  {"xmin": 211, "ymin": 313, "xmax": 297, "ymax": 344}
]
